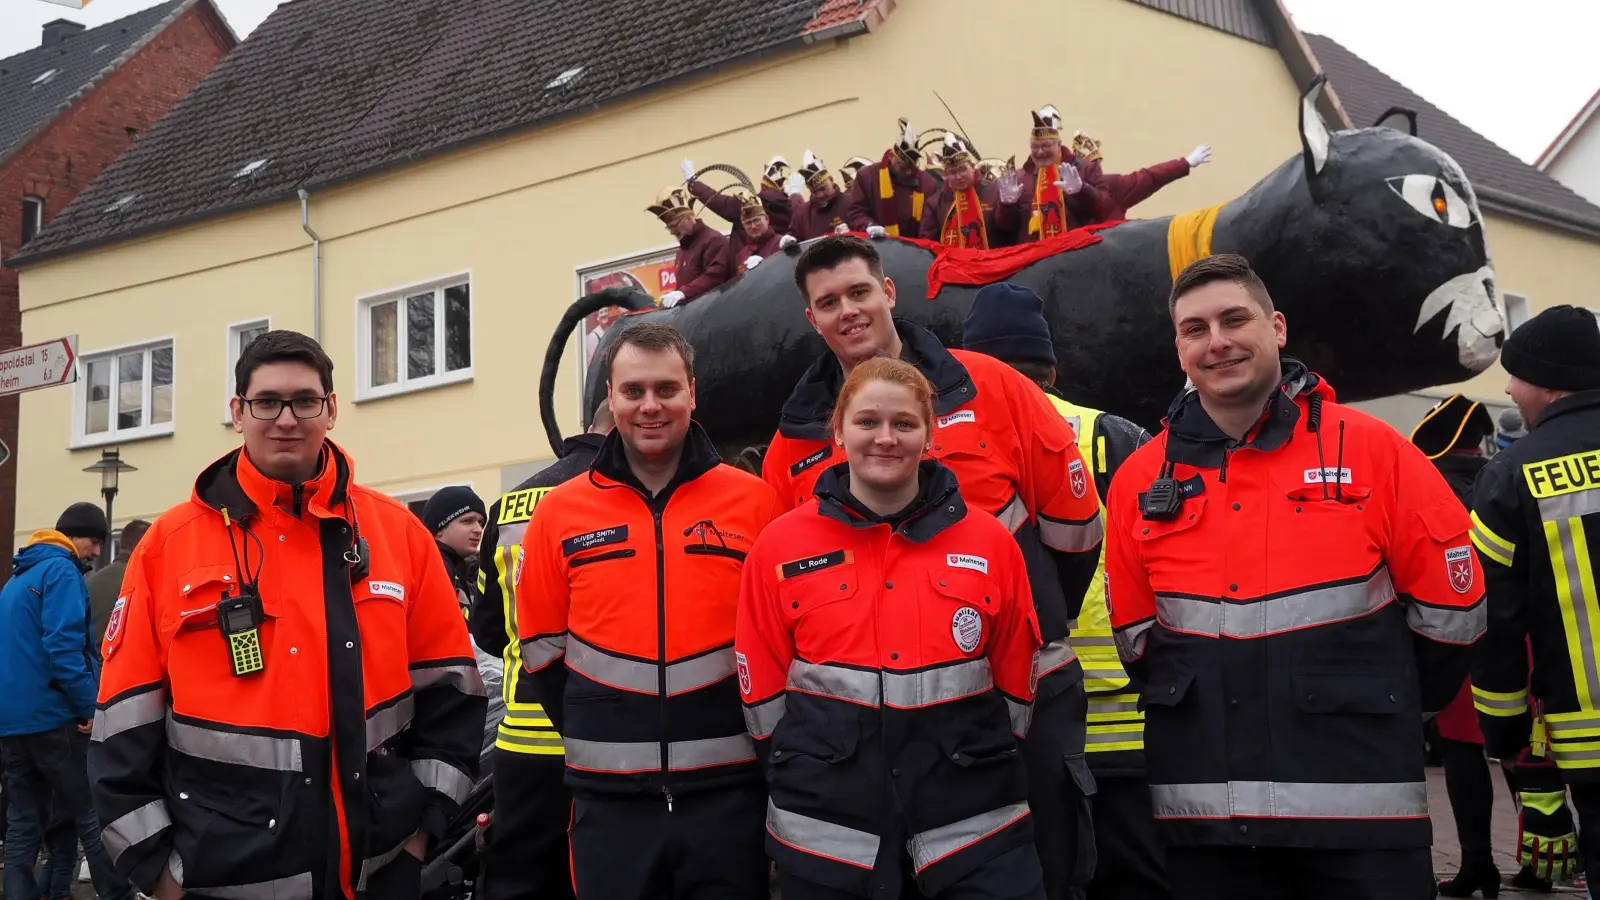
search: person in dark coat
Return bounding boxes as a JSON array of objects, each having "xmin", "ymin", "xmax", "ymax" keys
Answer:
[
  {"xmin": 780, "ymin": 151, "xmax": 850, "ymax": 243},
  {"xmin": 647, "ymin": 187, "xmax": 730, "ymax": 308},
  {"xmin": 758, "ymin": 155, "xmax": 795, "ymax": 236},
  {"xmin": 847, "ymin": 119, "xmax": 940, "ymax": 239},
  {"xmin": 85, "ymin": 520, "xmax": 150, "ymax": 653},
  {"xmin": 919, "ymin": 135, "xmax": 1004, "ymax": 249}
]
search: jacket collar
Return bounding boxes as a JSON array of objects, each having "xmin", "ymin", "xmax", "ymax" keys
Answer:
[
  {"xmin": 813, "ymin": 459, "xmax": 966, "ymax": 543},
  {"xmin": 1162, "ymin": 357, "xmax": 1327, "ymax": 468},
  {"xmin": 1535, "ymin": 389, "xmax": 1600, "ymax": 430},
  {"xmin": 561, "ymin": 432, "xmax": 607, "ymax": 459},
  {"xmin": 193, "ymin": 439, "xmax": 355, "ymax": 523},
  {"xmin": 16, "ymin": 530, "xmax": 86, "ymax": 573},
  {"xmin": 778, "ymin": 318, "xmax": 974, "ymax": 440},
  {"xmin": 589, "ymin": 420, "xmax": 723, "ymax": 499}
]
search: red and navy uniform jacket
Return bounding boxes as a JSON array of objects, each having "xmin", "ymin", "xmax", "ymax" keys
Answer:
[
  {"xmin": 91, "ymin": 442, "xmax": 486, "ymax": 899},
  {"xmin": 516, "ymin": 423, "xmax": 784, "ymax": 798},
  {"xmin": 737, "ymin": 461, "xmax": 1042, "ymax": 896},
  {"xmin": 1105, "ymin": 361, "xmax": 1486, "ymax": 850},
  {"xmin": 762, "ymin": 318, "xmax": 1101, "ymax": 697}
]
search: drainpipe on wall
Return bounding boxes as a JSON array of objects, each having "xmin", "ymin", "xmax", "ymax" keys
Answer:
[{"xmin": 297, "ymin": 188, "xmax": 322, "ymax": 343}]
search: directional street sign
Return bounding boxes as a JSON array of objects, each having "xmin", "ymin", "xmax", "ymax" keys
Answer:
[
  {"xmin": 0, "ymin": 438, "xmax": 10, "ymax": 469},
  {"xmin": 0, "ymin": 336, "xmax": 77, "ymax": 399}
]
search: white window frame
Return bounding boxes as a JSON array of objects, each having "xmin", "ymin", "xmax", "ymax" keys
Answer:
[
  {"xmin": 354, "ymin": 271, "xmax": 474, "ymax": 402},
  {"xmin": 21, "ymin": 196, "xmax": 44, "ymax": 245},
  {"xmin": 71, "ymin": 336, "xmax": 177, "ymax": 449},
  {"xmin": 223, "ymin": 317, "xmax": 272, "ymax": 423},
  {"xmin": 1502, "ymin": 292, "xmax": 1531, "ymax": 334}
]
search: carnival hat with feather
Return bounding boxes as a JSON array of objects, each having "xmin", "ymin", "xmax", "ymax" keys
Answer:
[
  {"xmin": 647, "ymin": 186, "xmax": 697, "ymax": 226},
  {"xmin": 840, "ymin": 156, "xmax": 874, "ymax": 190},
  {"xmin": 689, "ymin": 162, "xmax": 766, "ymax": 221},
  {"xmin": 762, "ymin": 155, "xmax": 790, "ymax": 191},
  {"xmin": 800, "ymin": 150, "xmax": 833, "ymax": 191},
  {"xmin": 1031, "ymin": 104, "xmax": 1063, "ymax": 141},
  {"xmin": 891, "ymin": 118, "xmax": 920, "ymax": 165},
  {"xmin": 938, "ymin": 133, "xmax": 979, "ymax": 168},
  {"xmin": 1071, "ymin": 128, "xmax": 1103, "ymax": 163}
]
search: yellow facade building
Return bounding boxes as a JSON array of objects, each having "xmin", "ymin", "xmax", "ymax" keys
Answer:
[{"xmin": 9, "ymin": 0, "xmax": 1600, "ymax": 543}]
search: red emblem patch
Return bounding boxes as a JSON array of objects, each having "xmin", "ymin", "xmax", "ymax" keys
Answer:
[
  {"xmin": 1446, "ymin": 546, "xmax": 1475, "ymax": 594},
  {"xmin": 736, "ymin": 651, "xmax": 752, "ymax": 695},
  {"xmin": 1068, "ymin": 459, "xmax": 1088, "ymax": 500},
  {"xmin": 104, "ymin": 596, "xmax": 128, "ymax": 649}
]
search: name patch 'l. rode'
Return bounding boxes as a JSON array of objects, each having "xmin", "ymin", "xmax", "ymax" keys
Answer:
[
  {"xmin": 562, "ymin": 525, "xmax": 629, "ymax": 557},
  {"xmin": 778, "ymin": 549, "xmax": 854, "ymax": 581}
]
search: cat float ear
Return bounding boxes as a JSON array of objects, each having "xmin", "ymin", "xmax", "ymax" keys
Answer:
[
  {"xmin": 1299, "ymin": 75, "xmax": 1333, "ymax": 182},
  {"xmin": 1372, "ymin": 106, "xmax": 1418, "ymax": 136}
]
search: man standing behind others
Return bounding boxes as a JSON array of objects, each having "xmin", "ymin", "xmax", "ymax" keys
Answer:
[
  {"xmin": 1105, "ymin": 254, "xmax": 1486, "ymax": 900},
  {"xmin": 87, "ymin": 521, "xmax": 150, "ymax": 652},
  {"xmin": 421, "ymin": 486, "xmax": 504, "ymax": 770},
  {"xmin": 470, "ymin": 404, "xmax": 612, "ymax": 900},
  {"xmin": 762, "ymin": 236, "xmax": 1104, "ymax": 900},
  {"xmin": 91, "ymin": 330, "xmax": 486, "ymax": 900},
  {"xmin": 1, "ymin": 503, "xmax": 135, "ymax": 900},
  {"xmin": 517, "ymin": 324, "xmax": 783, "ymax": 899}
]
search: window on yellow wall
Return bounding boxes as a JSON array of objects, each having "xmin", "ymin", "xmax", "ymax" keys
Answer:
[
  {"xmin": 73, "ymin": 339, "xmax": 175, "ymax": 449},
  {"xmin": 357, "ymin": 274, "xmax": 473, "ymax": 400}
]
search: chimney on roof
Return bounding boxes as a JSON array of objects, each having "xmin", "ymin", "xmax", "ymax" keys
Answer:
[{"xmin": 42, "ymin": 20, "xmax": 86, "ymax": 48}]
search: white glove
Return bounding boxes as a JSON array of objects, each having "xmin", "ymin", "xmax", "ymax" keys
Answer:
[
  {"xmin": 784, "ymin": 173, "xmax": 806, "ymax": 196},
  {"xmin": 834, "ymin": 223, "xmax": 850, "ymax": 235},
  {"xmin": 779, "ymin": 234, "xmax": 799, "ymax": 250},
  {"xmin": 866, "ymin": 225, "xmax": 887, "ymax": 239},
  {"xmin": 1186, "ymin": 144, "xmax": 1212, "ymax": 168},
  {"xmin": 660, "ymin": 290, "xmax": 685, "ymax": 308},
  {"xmin": 998, "ymin": 170, "xmax": 1024, "ymax": 204},
  {"xmin": 745, "ymin": 255, "xmax": 763, "ymax": 269},
  {"xmin": 681, "ymin": 158, "xmax": 697, "ymax": 180},
  {"xmin": 1053, "ymin": 163, "xmax": 1083, "ymax": 195}
]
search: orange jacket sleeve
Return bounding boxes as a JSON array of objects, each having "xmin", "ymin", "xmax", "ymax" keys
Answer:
[
  {"xmin": 515, "ymin": 494, "xmax": 573, "ymax": 732},
  {"xmin": 1105, "ymin": 455, "xmax": 1159, "ymax": 681},
  {"xmin": 1385, "ymin": 438, "xmax": 1487, "ymax": 712},
  {"xmin": 988, "ymin": 534, "xmax": 1044, "ymax": 737},
  {"xmin": 735, "ymin": 520, "xmax": 796, "ymax": 765},
  {"xmin": 398, "ymin": 512, "xmax": 488, "ymax": 825},
  {"xmin": 90, "ymin": 538, "xmax": 175, "ymax": 892}
]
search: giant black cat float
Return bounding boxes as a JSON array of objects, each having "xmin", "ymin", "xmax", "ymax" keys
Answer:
[{"xmin": 538, "ymin": 79, "xmax": 1505, "ymax": 462}]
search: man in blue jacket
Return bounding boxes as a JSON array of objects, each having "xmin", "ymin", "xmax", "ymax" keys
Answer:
[{"xmin": 1, "ymin": 502, "xmax": 134, "ymax": 900}]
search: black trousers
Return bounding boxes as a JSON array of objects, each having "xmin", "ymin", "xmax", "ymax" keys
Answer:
[
  {"xmin": 568, "ymin": 784, "xmax": 767, "ymax": 900},
  {"xmin": 1023, "ymin": 682, "xmax": 1095, "ymax": 900},
  {"xmin": 1085, "ymin": 777, "xmax": 1169, "ymax": 900},
  {"xmin": 362, "ymin": 850, "xmax": 422, "ymax": 900},
  {"xmin": 1167, "ymin": 846, "xmax": 1436, "ymax": 900},
  {"xmin": 1568, "ymin": 781, "xmax": 1600, "ymax": 888},
  {"xmin": 479, "ymin": 751, "xmax": 573, "ymax": 900},
  {"xmin": 779, "ymin": 844, "xmax": 1046, "ymax": 900}
]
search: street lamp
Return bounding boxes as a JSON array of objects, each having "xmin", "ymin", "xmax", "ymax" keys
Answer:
[{"xmin": 82, "ymin": 448, "xmax": 136, "ymax": 569}]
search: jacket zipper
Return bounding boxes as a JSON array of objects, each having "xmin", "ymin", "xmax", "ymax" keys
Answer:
[
  {"xmin": 292, "ymin": 482, "xmax": 305, "ymax": 518},
  {"xmin": 651, "ymin": 503, "xmax": 671, "ymax": 812}
]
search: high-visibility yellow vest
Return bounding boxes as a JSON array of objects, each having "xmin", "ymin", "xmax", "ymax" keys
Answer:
[
  {"xmin": 1047, "ymin": 393, "xmax": 1145, "ymax": 758},
  {"xmin": 489, "ymin": 487, "xmax": 565, "ymax": 756}
]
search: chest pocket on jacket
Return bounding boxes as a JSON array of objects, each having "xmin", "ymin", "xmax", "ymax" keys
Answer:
[
  {"xmin": 353, "ymin": 577, "xmax": 412, "ymax": 689},
  {"xmin": 779, "ymin": 565, "xmax": 860, "ymax": 649},
  {"xmin": 1132, "ymin": 496, "xmax": 1211, "ymax": 579},
  {"xmin": 928, "ymin": 411, "xmax": 989, "ymax": 466},
  {"xmin": 165, "ymin": 565, "xmax": 285, "ymax": 705},
  {"xmin": 922, "ymin": 569, "xmax": 995, "ymax": 660}
]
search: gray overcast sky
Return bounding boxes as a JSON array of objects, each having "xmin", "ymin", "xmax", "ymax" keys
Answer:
[{"xmin": 2, "ymin": 0, "xmax": 1596, "ymax": 164}]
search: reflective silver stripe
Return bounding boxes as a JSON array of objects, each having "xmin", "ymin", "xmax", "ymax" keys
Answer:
[
  {"xmin": 564, "ymin": 736, "xmax": 753, "ymax": 773},
  {"xmin": 1549, "ymin": 744, "xmax": 1600, "ymax": 763},
  {"xmin": 520, "ymin": 633, "xmax": 567, "ymax": 671},
  {"xmin": 1115, "ymin": 620, "xmax": 1154, "ymax": 661},
  {"xmin": 1150, "ymin": 781, "xmax": 1429, "ymax": 819},
  {"xmin": 1039, "ymin": 512, "xmax": 1105, "ymax": 553},
  {"xmin": 995, "ymin": 494, "xmax": 1028, "ymax": 533},
  {"xmin": 1552, "ymin": 519, "xmax": 1600, "ymax": 708},
  {"xmin": 788, "ymin": 659, "xmax": 881, "ymax": 705},
  {"xmin": 1538, "ymin": 488, "xmax": 1600, "ymax": 523},
  {"xmin": 1006, "ymin": 698, "xmax": 1032, "ymax": 736},
  {"xmin": 767, "ymin": 800, "xmax": 880, "ymax": 869},
  {"xmin": 356, "ymin": 840, "xmax": 407, "ymax": 892},
  {"xmin": 567, "ymin": 636, "xmax": 656, "ymax": 693},
  {"xmin": 185, "ymin": 871, "xmax": 315, "ymax": 899},
  {"xmin": 1405, "ymin": 598, "xmax": 1486, "ymax": 645},
  {"xmin": 1547, "ymin": 713, "xmax": 1600, "ymax": 736},
  {"xmin": 667, "ymin": 735, "xmax": 756, "ymax": 770},
  {"xmin": 884, "ymin": 660, "xmax": 993, "ymax": 709},
  {"xmin": 1036, "ymin": 638, "xmax": 1076, "ymax": 676},
  {"xmin": 102, "ymin": 800, "xmax": 170, "ymax": 863},
  {"xmin": 1470, "ymin": 522, "xmax": 1514, "ymax": 564},
  {"xmin": 666, "ymin": 646, "xmax": 737, "ymax": 696},
  {"xmin": 412, "ymin": 662, "xmax": 487, "ymax": 697},
  {"xmin": 94, "ymin": 687, "xmax": 167, "ymax": 742},
  {"xmin": 744, "ymin": 695, "xmax": 787, "ymax": 739},
  {"xmin": 908, "ymin": 801, "xmax": 1030, "ymax": 873},
  {"xmin": 1072, "ymin": 634, "xmax": 1118, "ymax": 648},
  {"xmin": 1088, "ymin": 699, "xmax": 1141, "ymax": 715},
  {"xmin": 1087, "ymin": 727, "xmax": 1142, "ymax": 744},
  {"xmin": 564, "ymin": 738, "xmax": 660, "ymax": 773},
  {"xmin": 168, "ymin": 850, "xmax": 183, "ymax": 888},
  {"xmin": 167, "ymin": 714, "xmax": 302, "ymax": 772},
  {"xmin": 366, "ymin": 696, "xmax": 414, "ymax": 752},
  {"xmin": 1156, "ymin": 568, "xmax": 1395, "ymax": 639},
  {"xmin": 412, "ymin": 758, "xmax": 473, "ymax": 805}
]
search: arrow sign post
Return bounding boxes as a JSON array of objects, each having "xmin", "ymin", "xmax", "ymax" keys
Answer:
[{"xmin": 0, "ymin": 336, "xmax": 77, "ymax": 398}]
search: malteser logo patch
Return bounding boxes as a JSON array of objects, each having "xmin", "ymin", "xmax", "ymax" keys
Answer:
[
  {"xmin": 1304, "ymin": 467, "xmax": 1353, "ymax": 485},
  {"xmin": 368, "ymin": 581, "xmax": 405, "ymax": 602},
  {"xmin": 779, "ymin": 549, "xmax": 853, "ymax": 580},
  {"xmin": 1446, "ymin": 546, "xmax": 1475, "ymax": 594},
  {"xmin": 736, "ymin": 651, "xmax": 752, "ymax": 695},
  {"xmin": 947, "ymin": 554, "xmax": 988, "ymax": 574},
  {"xmin": 104, "ymin": 595, "xmax": 128, "ymax": 648},
  {"xmin": 1069, "ymin": 459, "xmax": 1088, "ymax": 499},
  {"xmin": 789, "ymin": 445, "xmax": 833, "ymax": 477},
  {"xmin": 952, "ymin": 607, "xmax": 984, "ymax": 653},
  {"xmin": 937, "ymin": 410, "xmax": 976, "ymax": 428},
  {"xmin": 562, "ymin": 526, "xmax": 629, "ymax": 557}
]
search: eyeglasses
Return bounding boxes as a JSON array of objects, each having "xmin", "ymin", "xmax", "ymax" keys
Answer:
[{"xmin": 239, "ymin": 396, "xmax": 330, "ymax": 420}]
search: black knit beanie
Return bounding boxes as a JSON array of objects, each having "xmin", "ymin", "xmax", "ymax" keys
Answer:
[
  {"xmin": 961, "ymin": 283, "xmax": 1057, "ymax": 365},
  {"xmin": 1500, "ymin": 305, "xmax": 1600, "ymax": 392},
  {"xmin": 421, "ymin": 486, "xmax": 485, "ymax": 536},
  {"xmin": 55, "ymin": 502, "xmax": 109, "ymax": 542}
]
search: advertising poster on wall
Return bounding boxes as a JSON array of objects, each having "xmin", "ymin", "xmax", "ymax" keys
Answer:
[{"xmin": 574, "ymin": 247, "xmax": 677, "ymax": 398}]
